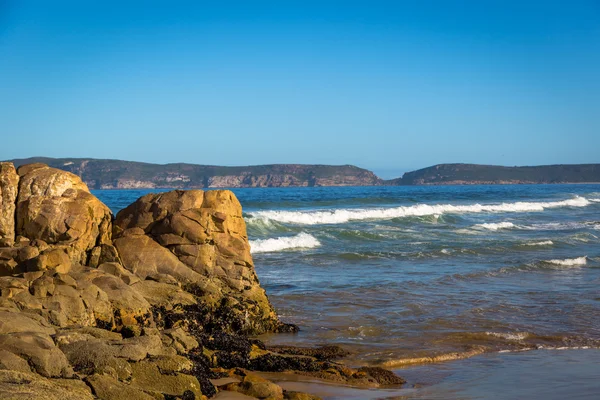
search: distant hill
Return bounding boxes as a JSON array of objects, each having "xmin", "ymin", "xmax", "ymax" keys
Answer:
[
  {"xmin": 389, "ymin": 163, "xmax": 600, "ymax": 185},
  {"xmin": 8, "ymin": 157, "xmax": 383, "ymax": 189},
  {"xmin": 6, "ymin": 158, "xmax": 600, "ymax": 188}
]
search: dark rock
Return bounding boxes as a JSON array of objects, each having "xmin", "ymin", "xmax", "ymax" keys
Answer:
[
  {"xmin": 267, "ymin": 345, "xmax": 349, "ymax": 361},
  {"xmin": 200, "ymin": 332, "xmax": 253, "ymax": 353},
  {"xmin": 248, "ymin": 354, "xmax": 322, "ymax": 373},
  {"xmin": 187, "ymin": 349, "xmax": 218, "ymax": 397},
  {"xmin": 357, "ymin": 366, "xmax": 406, "ymax": 385}
]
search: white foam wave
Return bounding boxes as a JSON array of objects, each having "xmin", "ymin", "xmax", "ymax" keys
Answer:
[
  {"xmin": 486, "ymin": 331, "xmax": 530, "ymax": 341},
  {"xmin": 524, "ymin": 240, "xmax": 554, "ymax": 246},
  {"xmin": 545, "ymin": 256, "xmax": 587, "ymax": 266},
  {"xmin": 475, "ymin": 222, "xmax": 515, "ymax": 231},
  {"xmin": 590, "ymin": 198, "xmax": 600, "ymax": 203},
  {"xmin": 248, "ymin": 197, "xmax": 590, "ymax": 225},
  {"xmin": 523, "ymin": 221, "xmax": 600, "ymax": 231},
  {"xmin": 249, "ymin": 232, "xmax": 320, "ymax": 253}
]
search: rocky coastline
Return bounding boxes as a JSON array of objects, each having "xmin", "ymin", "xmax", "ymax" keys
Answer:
[
  {"xmin": 0, "ymin": 162, "xmax": 404, "ymax": 399},
  {"xmin": 9, "ymin": 158, "xmax": 383, "ymax": 189}
]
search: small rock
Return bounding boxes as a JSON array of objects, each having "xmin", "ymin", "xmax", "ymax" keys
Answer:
[
  {"xmin": 356, "ymin": 367, "xmax": 406, "ymax": 385},
  {"xmin": 284, "ymin": 391, "xmax": 322, "ymax": 400},
  {"xmin": 225, "ymin": 372, "xmax": 283, "ymax": 400}
]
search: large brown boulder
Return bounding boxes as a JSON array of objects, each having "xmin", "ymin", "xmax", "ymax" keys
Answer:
[
  {"xmin": 14, "ymin": 164, "xmax": 112, "ymax": 266},
  {"xmin": 0, "ymin": 163, "xmax": 19, "ymax": 247},
  {"xmin": 113, "ymin": 190, "xmax": 282, "ymax": 334}
]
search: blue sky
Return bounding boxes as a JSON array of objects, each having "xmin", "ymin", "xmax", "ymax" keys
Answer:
[{"xmin": 1, "ymin": 1, "xmax": 599, "ymax": 178}]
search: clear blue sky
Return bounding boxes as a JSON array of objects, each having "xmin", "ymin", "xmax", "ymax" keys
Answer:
[{"xmin": 1, "ymin": 1, "xmax": 599, "ymax": 178}]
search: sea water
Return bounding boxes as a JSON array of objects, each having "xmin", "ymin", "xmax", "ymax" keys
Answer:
[{"xmin": 95, "ymin": 184, "xmax": 600, "ymax": 399}]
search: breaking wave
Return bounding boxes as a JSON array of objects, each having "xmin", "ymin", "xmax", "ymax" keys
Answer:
[
  {"xmin": 544, "ymin": 256, "xmax": 587, "ymax": 266},
  {"xmin": 249, "ymin": 232, "xmax": 321, "ymax": 253},
  {"xmin": 248, "ymin": 196, "xmax": 590, "ymax": 225},
  {"xmin": 523, "ymin": 240, "xmax": 554, "ymax": 246},
  {"xmin": 475, "ymin": 222, "xmax": 515, "ymax": 231}
]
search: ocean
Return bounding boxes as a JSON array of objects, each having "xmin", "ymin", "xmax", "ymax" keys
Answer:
[{"xmin": 95, "ymin": 184, "xmax": 600, "ymax": 399}]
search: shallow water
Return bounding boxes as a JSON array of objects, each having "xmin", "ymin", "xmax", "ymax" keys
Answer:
[
  {"xmin": 400, "ymin": 349, "xmax": 600, "ymax": 400},
  {"xmin": 95, "ymin": 184, "xmax": 600, "ymax": 397}
]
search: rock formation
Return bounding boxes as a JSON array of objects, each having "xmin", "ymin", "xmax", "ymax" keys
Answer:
[
  {"xmin": 0, "ymin": 162, "xmax": 404, "ymax": 399},
  {"xmin": 112, "ymin": 189, "xmax": 284, "ymax": 334}
]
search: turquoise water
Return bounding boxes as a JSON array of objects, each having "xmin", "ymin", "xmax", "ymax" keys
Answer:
[{"xmin": 95, "ymin": 185, "xmax": 600, "ymax": 397}]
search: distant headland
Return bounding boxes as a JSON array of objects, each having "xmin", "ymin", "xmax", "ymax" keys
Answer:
[{"xmin": 7, "ymin": 157, "xmax": 600, "ymax": 188}]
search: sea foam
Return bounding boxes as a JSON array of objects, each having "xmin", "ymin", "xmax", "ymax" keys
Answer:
[
  {"xmin": 545, "ymin": 256, "xmax": 587, "ymax": 266},
  {"xmin": 250, "ymin": 232, "xmax": 320, "ymax": 253},
  {"xmin": 248, "ymin": 196, "xmax": 590, "ymax": 225},
  {"xmin": 524, "ymin": 240, "xmax": 554, "ymax": 246},
  {"xmin": 475, "ymin": 222, "xmax": 515, "ymax": 231}
]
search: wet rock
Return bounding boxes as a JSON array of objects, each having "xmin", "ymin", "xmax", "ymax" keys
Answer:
[
  {"xmin": 284, "ymin": 392, "xmax": 322, "ymax": 400},
  {"xmin": 188, "ymin": 349, "xmax": 218, "ymax": 397},
  {"xmin": 248, "ymin": 353, "xmax": 321, "ymax": 373},
  {"xmin": 201, "ymin": 332, "xmax": 254, "ymax": 354},
  {"xmin": 224, "ymin": 372, "xmax": 284, "ymax": 400},
  {"xmin": 213, "ymin": 350, "xmax": 250, "ymax": 369},
  {"xmin": 356, "ymin": 367, "xmax": 406, "ymax": 385},
  {"xmin": 267, "ymin": 345, "xmax": 349, "ymax": 361}
]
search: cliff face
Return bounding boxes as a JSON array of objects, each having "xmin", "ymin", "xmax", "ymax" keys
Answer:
[
  {"xmin": 9, "ymin": 158, "xmax": 383, "ymax": 189},
  {"xmin": 389, "ymin": 163, "xmax": 600, "ymax": 185}
]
